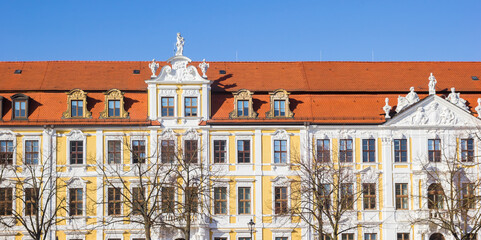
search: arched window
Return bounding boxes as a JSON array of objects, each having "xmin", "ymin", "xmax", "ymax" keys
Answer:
[
  {"xmin": 428, "ymin": 183, "xmax": 444, "ymax": 209},
  {"xmin": 229, "ymin": 89, "xmax": 258, "ymax": 119},
  {"xmin": 62, "ymin": 89, "xmax": 91, "ymax": 119},
  {"xmin": 99, "ymin": 89, "xmax": 129, "ymax": 119},
  {"xmin": 266, "ymin": 89, "xmax": 293, "ymax": 118}
]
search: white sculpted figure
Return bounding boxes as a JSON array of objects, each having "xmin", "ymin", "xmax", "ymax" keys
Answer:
[
  {"xmin": 148, "ymin": 59, "xmax": 159, "ymax": 78},
  {"xmin": 475, "ymin": 98, "xmax": 481, "ymax": 118},
  {"xmin": 446, "ymin": 87, "xmax": 469, "ymax": 111},
  {"xmin": 412, "ymin": 107, "xmax": 428, "ymax": 124},
  {"xmin": 198, "ymin": 59, "xmax": 209, "ymax": 78},
  {"xmin": 406, "ymin": 87, "xmax": 420, "ymax": 104},
  {"xmin": 396, "ymin": 95, "xmax": 409, "ymax": 113},
  {"xmin": 428, "ymin": 72, "xmax": 437, "ymax": 95},
  {"xmin": 383, "ymin": 97, "xmax": 391, "ymax": 119},
  {"xmin": 175, "ymin": 33, "xmax": 185, "ymax": 56}
]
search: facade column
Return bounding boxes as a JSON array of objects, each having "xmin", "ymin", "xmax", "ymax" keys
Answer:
[
  {"xmin": 381, "ymin": 130, "xmax": 395, "ymax": 240},
  {"xmin": 148, "ymin": 84, "xmax": 157, "ymax": 120},
  {"xmin": 254, "ymin": 129, "xmax": 263, "ymax": 240}
]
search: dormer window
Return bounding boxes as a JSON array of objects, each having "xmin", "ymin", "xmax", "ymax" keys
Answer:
[
  {"xmin": 266, "ymin": 89, "xmax": 293, "ymax": 118},
  {"xmin": 62, "ymin": 89, "xmax": 92, "ymax": 119},
  {"xmin": 100, "ymin": 89, "xmax": 128, "ymax": 119},
  {"xmin": 229, "ymin": 89, "xmax": 258, "ymax": 119},
  {"xmin": 11, "ymin": 93, "xmax": 29, "ymax": 120}
]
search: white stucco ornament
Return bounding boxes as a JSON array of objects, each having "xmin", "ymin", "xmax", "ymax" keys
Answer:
[
  {"xmin": 198, "ymin": 59, "xmax": 209, "ymax": 78},
  {"xmin": 396, "ymin": 87, "xmax": 420, "ymax": 113},
  {"xmin": 446, "ymin": 87, "xmax": 469, "ymax": 112},
  {"xmin": 383, "ymin": 97, "xmax": 391, "ymax": 119},
  {"xmin": 396, "ymin": 101, "xmax": 465, "ymax": 126},
  {"xmin": 148, "ymin": 59, "xmax": 159, "ymax": 78},
  {"xmin": 428, "ymin": 72, "xmax": 437, "ymax": 95},
  {"xmin": 475, "ymin": 98, "xmax": 481, "ymax": 118},
  {"xmin": 175, "ymin": 33, "xmax": 185, "ymax": 56}
]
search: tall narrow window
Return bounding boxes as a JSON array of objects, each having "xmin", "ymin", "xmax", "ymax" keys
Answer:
[
  {"xmin": 108, "ymin": 140, "xmax": 121, "ymax": 164},
  {"xmin": 275, "ymin": 238, "xmax": 288, "ymax": 240},
  {"xmin": 213, "ymin": 140, "xmax": 226, "ymax": 163},
  {"xmin": 70, "ymin": 141, "xmax": 84, "ymax": 165},
  {"xmin": 184, "ymin": 97, "xmax": 197, "ymax": 117},
  {"xmin": 25, "ymin": 140, "xmax": 39, "ymax": 165},
  {"xmin": 15, "ymin": 100, "xmax": 27, "ymax": 118},
  {"xmin": 132, "ymin": 187, "xmax": 144, "ymax": 215},
  {"xmin": 161, "ymin": 187, "xmax": 174, "ymax": 213},
  {"xmin": 462, "ymin": 183, "xmax": 475, "ymax": 209},
  {"xmin": 274, "ymin": 100, "xmax": 286, "ymax": 117},
  {"xmin": 340, "ymin": 139, "xmax": 353, "ymax": 162},
  {"xmin": 320, "ymin": 184, "xmax": 331, "ymax": 210},
  {"xmin": 69, "ymin": 188, "xmax": 83, "ymax": 216},
  {"xmin": 0, "ymin": 140, "xmax": 14, "ymax": 165},
  {"xmin": 274, "ymin": 187, "xmax": 288, "ymax": 214},
  {"xmin": 428, "ymin": 183, "xmax": 444, "ymax": 209},
  {"xmin": 184, "ymin": 140, "xmax": 198, "ymax": 163},
  {"xmin": 237, "ymin": 140, "xmax": 250, "ymax": 163},
  {"xmin": 317, "ymin": 139, "xmax": 330, "ymax": 162},
  {"xmin": 428, "ymin": 139, "xmax": 441, "ymax": 162},
  {"xmin": 341, "ymin": 183, "xmax": 354, "ymax": 210},
  {"xmin": 108, "ymin": 100, "xmax": 121, "ymax": 117},
  {"xmin": 25, "ymin": 188, "xmax": 38, "ymax": 216},
  {"xmin": 132, "ymin": 140, "xmax": 146, "ymax": 164},
  {"xmin": 237, "ymin": 100, "xmax": 249, "ymax": 117},
  {"xmin": 363, "ymin": 183, "xmax": 376, "ymax": 210},
  {"xmin": 342, "ymin": 234, "xmax": 354, "ymax": 240},
  {"xmin": 461, "ymin": 139, "xmax": 474, "ymax": 162},
  {"xmin": 395, "ymin": 183, "xmax": 408, "ymax": 210},
  {"xmin": 238, "ymin": 187, "xmax": 251, "ymax": 214},
  {"xmin": 161, "ymin": 140, "xmax": 175, "ymax": 163},
  {"xmin": 321, "ymin": 235, "xmax": 332, "ymax": 240},
  {"xmin": 161, "ymin": 97, "xmax": 174, "ymax": 117},
  {"xmin": 362, "ymin": 139, "xmax": 375, "ymax": 163},
  {"xmin": 0, "ymin": 188, "xmax": 13, "ymax": 216},
  {"xmin": 364, "ymin": 233, "xmax": 376, "ymax": 240},
  {"xmin": 274, "ymin": 140, "xmax": 287, "ymax": 163},
  {"xmin": 185, "ymin": 187, "xmax": 198, "ymax": 213},
  {"xmin": 108, "ymin": 187, "xmax": 122, "ymax": 216},
  {"xmin": 394, "ymin": 139, "xmax": 407, "ymax": 163},
  {"xmin": 214, "ymin": 187, "xmax": 227, "ymax": 214},
  {"xmin": 71, "ymin": 100, "xmax": 84, "ymax": 117},
  {"xmin": 397, "ymin": 233, "xmax": 409, "ymax": 240}
]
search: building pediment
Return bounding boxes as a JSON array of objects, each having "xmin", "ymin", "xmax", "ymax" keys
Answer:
[
  {"xmin": 385, "ymin": 95, "xmax": 481, "ymax": 127},
  {"xmin": 145, "ymin": 55, "xmax": 210, "ymax": 85}
]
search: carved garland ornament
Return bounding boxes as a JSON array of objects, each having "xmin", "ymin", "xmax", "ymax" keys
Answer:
[
  {"xmin": 62, "ymin": 89, "xmax": 92, "ymax": 119},
  {"xmin": 229, "ymin": 89, "xmax": 258, "ymax": 119},
  {"xmin": 99, "ymin": 89, "xmax": 129, "ymax": 119},
  {"xmin": 265, "ymin": 89, "xmax": 294, "ymax": 118}
]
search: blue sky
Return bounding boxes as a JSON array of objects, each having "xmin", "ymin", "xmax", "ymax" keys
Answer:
[{"xmin": 0, "ymin": 0, "xmax": 480, "ymax": 62}]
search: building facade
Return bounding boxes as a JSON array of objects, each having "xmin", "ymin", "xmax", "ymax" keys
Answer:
[{"xmin": 1, "ymin": 36, "xmax": 481, "ymax": 240}]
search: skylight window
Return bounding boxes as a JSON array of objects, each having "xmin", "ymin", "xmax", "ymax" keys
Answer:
[
  {"xmin": 472, "ymin": 76, "xmax": 479, "ymax": 81},
  {"xmin": 14, "ymin": 69, "xmax": 22, "ymax": 74},
  {"xmin": 133, "ymin": 70, "xmax": 140, "ymax": 74},
  {"xmin": 219, "ymin": 70, "xmax": 226, "ymax": 74}
]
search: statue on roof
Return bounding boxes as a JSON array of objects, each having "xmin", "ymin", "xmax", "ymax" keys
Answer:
[
  {"xmin": 148, "ymin": 59, "xmax": 159, "ymax": 78},
  {"xmin": 199, "ymin": 59, "xmax": 209, "ymax": 78},
  {"xmin": 383, "ymin": 97, "xmax": 391, "ymax": 119},
  {"xmin": 175, "ymin": 33, "xmax": 185, "ymax": 56},
  {"xmin": 446, "ymin": 87, "xmax": 469, "ymax": 111},
  {"xmin": 475, "ymin": 98, "xmax": 481, "ymax": 118},
  {"xmin": 396, "ymin": 87, "xmax": 420, "ymax": 113},
  {"xmin": 406, "ymin": 87, "xmax": 420, "ymax": 104},
  {"xmin": 428, "ymin": 73, "xmax": 437, "ymax": 95}
]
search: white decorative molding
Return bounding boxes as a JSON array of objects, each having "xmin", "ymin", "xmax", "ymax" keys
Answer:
[
  {"xmin": 0, "ymin": 130, "xmax": 17, "ymax": 139},
  {"xmin": 65, "ymin": 129, "xmax": 85, "ymax": 141},
  {"xmin": 397, "ymin": 102, "xmax": 466, "ymax": 126},
  {"xmin": 183, "ymin": 128, "xmax": 200, "ymax": 140},
  {"xmin": 159, "ymin": 128, "xmax": 177, "ymax": 140},
  {"xmin": 475, "ymin": 98, "xmax": 481, "ymax": 118},
  {"xmin": 158, "ymin": 89, "xmax": 177, "ymax": 96},
  {"xmin": 383, "ymin": 97, "xmax": 391, "ymax": 119},
  {"xmin": 270, "ymin": 176, "xmax": 291, "ymax": 186},
  {"xmin": 357, "ymin": 166, "xmax": 381, "ymax": 183},
  {"xmin": 396, "ymin": 87, "xmax": 420, "ymax": 113},
  {"xmin": 446, "ymin": 87, "xmax": 469, "ymax": 112},
  {"xmin": 271, "ymin": 129, "xmax": 292, "ymax": 139},
  {"xmin": 428, "ymin": 72, "xmax": 437, "ymax": 95}
]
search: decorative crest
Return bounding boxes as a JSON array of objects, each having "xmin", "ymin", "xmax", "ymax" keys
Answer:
[
  {"xmin": 175, "ymin": 33, "xmax": 185, "ymax": 56},
  {"xmin": 428, "ymin": 73, "xmax": 437, "ymax": 95},
  {"xmin": 396, "ymin": 87, "xmax": 420, "ymax": 113},
  {"xmin": 446, "ymin": 87, "xmax": 469, "ymax": 112},
  {"xmin": 149, "ymin": 59, "xmax": 159, "ymax": 78},
  {"xmin": 383, "ymin": 98, "xmax": 391, "ymax": 119},
  {"xmin": 475, "ymin": 98, "xmax": 481, "ymax": 118},
  {"xmin": 198, "ymin": 59, "xmax": 209, "ymax": 78}
]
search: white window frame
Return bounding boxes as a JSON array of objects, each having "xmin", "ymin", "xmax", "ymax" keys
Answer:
[
  {"xmin": 271, "ymin": 229, "xmax": 292, "ymax": 240},
  {"xmin": 22, "ymin": 136, "xmax": 41, "ymax": 165},
  {"xmin": 181, "ymin": 87, "xmax": 201, "ymax": 118},
  {"xmin": 314, "ymin": 136, "xmax": 331, "ymax": 162},
  {"xmin": 64, "ymin": 231, "xmax": 88, "ymax": 240},
  {"xmin": 211, "ymin": 134, "xmax": 230, "ymax": 165},
  {"xmin": 66, "ymin": 177, "xmax": 88, "ymax": 218},
  {"xmin": 158, "ymin": 128, "xmax": 178, "ymax": 163},
  {"xmin": 235, "ymin": 135, "xmax": 253, "ymax": 164},
  {"xmin": 392, "ymin": 134, "xmax": 410, "ymax": 164},
  {"xmin": 66, "ymin": 130, "xmax": 86, "ymax": 167},
  {"xmin": 0, "ymin": 180, "xmax": 15, "ymax": 217},
  {"xmin": 0, "ymin": 130, "xmax": 17, "ymax": 166},
  {"xmin": 158, "ymin": 87, "xmax": 178, "ymax": 118},
  {"xmin": 271, "ymin": 176, "xmax": 291, "ymax": 216},
  {"xmin": 236, "ymin": 179, "xmax": 254, "ymax": 216},
  {"xmin": 106, "ymin": 182, "xmax": 124, "ymax": 217},
  {"xmin": 182, "ymin": 128, "xmax": 201, "ymax": 163},
  {"xmin": 211, "ymin": 230, "xmax": 230, "ymax": 240},
  {"xmin": 212, "ymin": 179, "xmax": 230, "ymax": 215},
  {"xmin": 130, "ymin": 136, "xmax": 148, "ymax": 164},
  {"xmin": 271, "ymin": 130, "xmax": 291, "ymax": 165},
  {"xmin": 105, "ymin": 230, "xmax": 125, "ymax": 240},
  {"xmin": 339, "ymin": 137, "xmax": 354, "ymax": 163},
  {"xmin": 105, "ymin": 135, "xmax": 124, "ymax": 165},
  {"xmin": 361, "ymin": 137, "xmax": 377, "ymax": 164}
]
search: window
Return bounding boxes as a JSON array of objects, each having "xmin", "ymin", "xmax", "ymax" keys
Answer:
[
  {"xmin": 70, "ymin": 141, "xmax": 84, "ymax": 164},
  {"xmin": 274, "ymin": 187, "xmax": 288, "ymax": 214},
  {"xmin": 462, "ymin": 183, "xmax": 475, "ymax": 209},
  {"xmin": 237, "ymin": 100, "xmax": 249, "ymax": 117},
  {"xmin": 397, "ymin": 233, "xmax": 409, "ymax": 240},
  {"xmin": 161, "ymin": 97, "xmax": 174, "ymax": 117},
  {"xmin": 428, "ymin": 139, "xmax": 441, "ymax": 162},
  {"xmin": 213, "ymin": 140, "xmax": 226, "ymax": 163},
  {"xmin": 394, "ymin": 139, "xmax": 407, "ymax": 163},
  {"xmin": 238, "ymin": 238, "xmax": 251, "ymax": 240},
  {"xmin": 275, "ymin": 238, "xmax": 287, "ymax": 240},
  {"xmin": 161, "ymin": 140, "xmax": 175, "ymax": 163},
  {"xmin": 274, "ymin": 140, "xmax": 287, "ymax": 163},
  {"xmin": 274, "ymin": 100, "xmax": 286, "ymax": 117},
  {"xmin": 71, "ymin": 100, "xmax": 83, "ymax": 117},
  {"xmin": 0, "ymin": 188, "xmax": 13, "ymax": 216},
  {"xmin": 319, "ymin": 184, "xmax": 331, "ymax": 210},
  {"xmin": 25, "ymin": 188, "xmax": 38, "ymax": 216},
  {"xmin": 362, "ymin": 139, "xmax": 375, "ymax": 163},
  {"xmin": 132, "ymin": 187, "xmax": 144, "ymax": 215},
  {"xmin": 184, "ymin": 97, "xmax": 197, "ymax": 117},
  {"xmin": 0, "ymin": 140, "xmax": 14, "ymax": 165},
  {"xmin": 184, "ymin": 140, "xmax": 198, "ymax": 163},
  {"xmin": 161, "ymin": 187, "xmax": 174, "ymax": 213},
  {"xmin": 341, "ymin": 183, "xmax": 354, "ymax": 210},
  {"xmin": 215, "ymin": 238, "xmax": 227, "ymax": 240},
  {"xmin": 108, "ymin": 187, "xmax": 122, "ymax": 216},
  {"xmin": 321, "ymin": 235, "xmax": 332, "ymax": 240},
  {"xmin": 214, "ymin": 187, "xmax": 227, "ymax": 214},
  {"xmin": 108, "ymin": 140, "xmax": 122, "ymax": 164},
  {"xmin": 342, "ymin": 234, "xmax": 354, "ymax": 240},
  {"xmin": 363, "ymin": 183, "xmax": 376, "ymax": 210},
  {"xmin": 238, "ymin": 187, "xmax": 251, "ymax": 214},
  {"xmin": 461, "ymin": 139, "xmax": 474, "ymax": 162},
  {"xmin": 185, "ymin": 187, "xmax": 198, "ymax": 213},
  {"xmin": 132, "ymin": 140, "xmax": 146, "ymax": 164},
  {"xmin": 25, "ymin": 140, "xmax": 39, "ymax": 165},
  {"xmin": 340, "ymin": 139, "xmax": 353, "ymax": 162},
  {"xmin": 395, "ymin": 183, "xmax": 408, "ymax": 210},
  {"xmin": 364, "ymin": 233, "xmax": 376, "ymax": 240},
  {"xmin": 108, "ymin": 100, "xmax": 120, "ymax": 117},
  {"xmin": 317, "ymin": 139, "xmax": 330, "ymax": 162},
  {"xmin": 237, "ymin": 140, "xmax": 250, "ymax": 163},
  {"xmin": 69, "ymin": 188, "xmax": 83, "ymax": 216},
  {"xmin": 14, "ymin": 100, "xmax": 27, "ymax": 118},
  {"xmin": 428, "ymin": 183, "xmax": 444, "ymax": 209}
]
